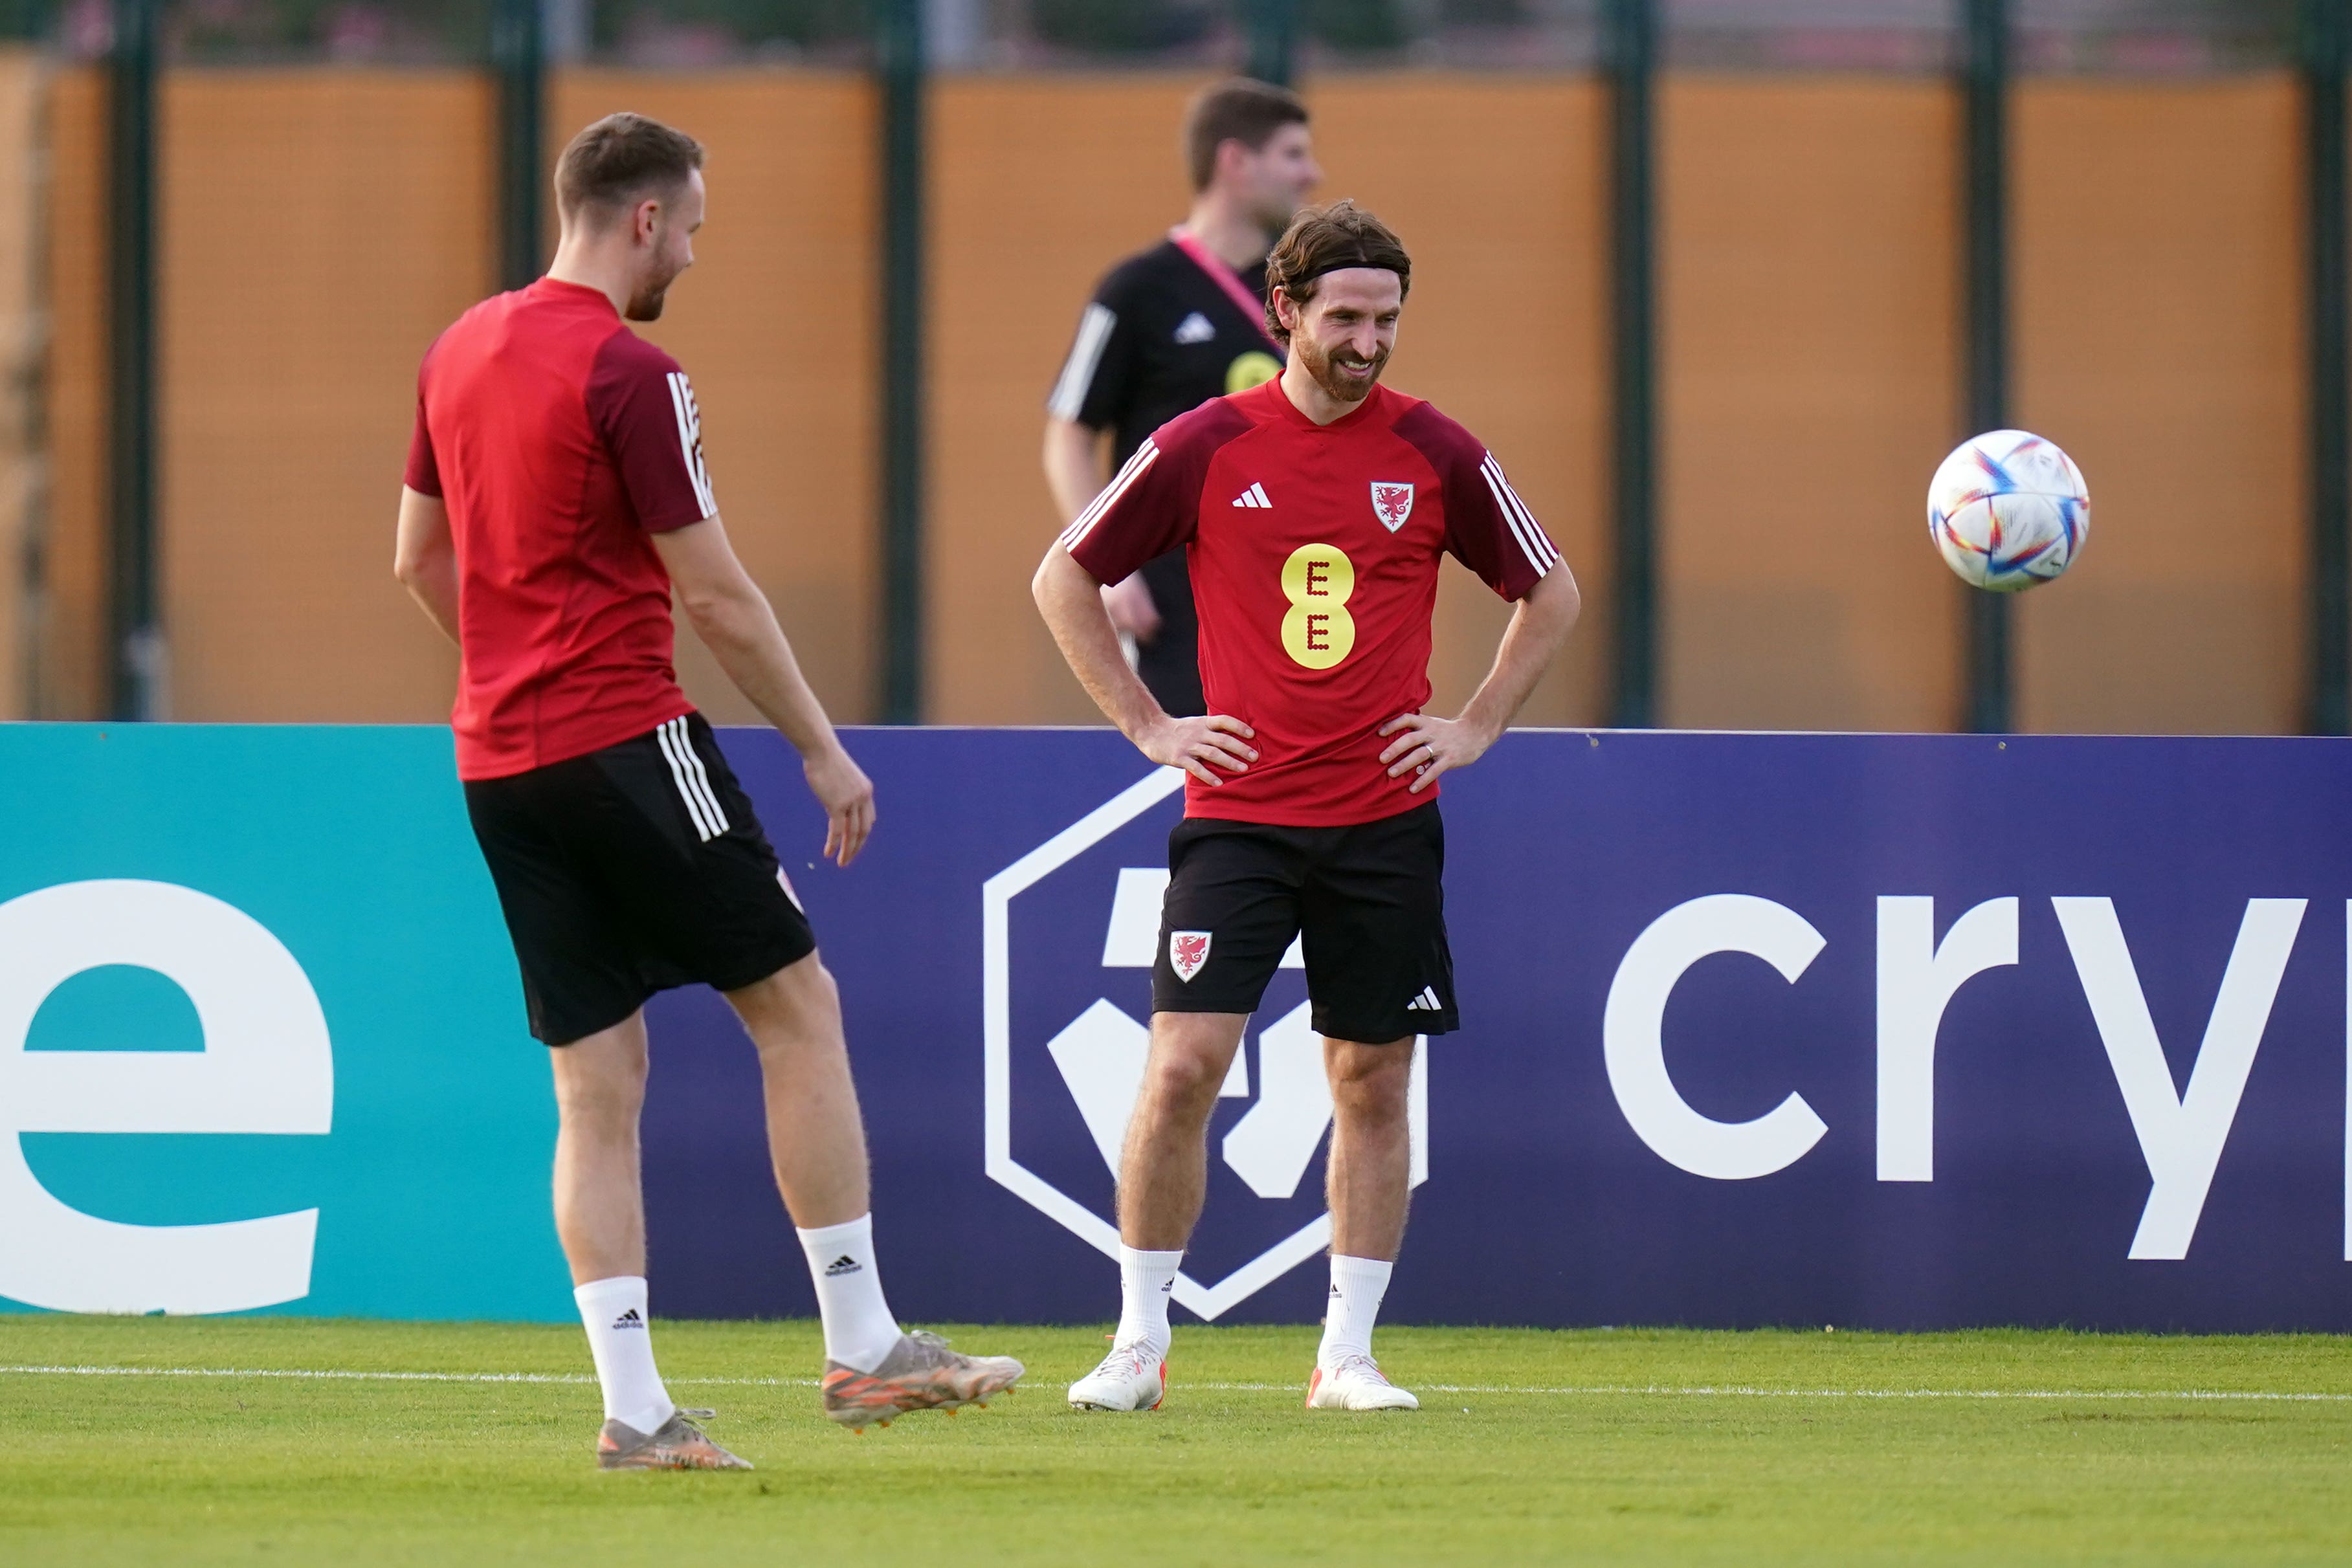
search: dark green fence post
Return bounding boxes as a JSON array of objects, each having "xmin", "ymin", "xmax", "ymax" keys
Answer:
[
  {"xmin": 1604, "ymin": 0, "xmax": 1656, "ymax": 729},
  {"xmin": 1241, "ymin": 0, "xmax": 1298, "ymax": 86},
  {"xmin": 491, "ymin": 0, "xmax": 544, "ymax": 291},
  {"xmin": 1962, "ymin": 0, "xmax": 2011, "ymax": 734},
  {"xmin": 877, "ymin": 0, "xmax": 924, "ymax": 723},
  {"xmin": 2305, "ymin": 0, "xmax": 2349, "ymax": 736},
  {"xmin": 106, "ymin": 0, "xmax": 159, "ymax": 720}
]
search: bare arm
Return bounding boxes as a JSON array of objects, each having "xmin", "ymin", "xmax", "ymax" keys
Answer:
[
  {"xmin": 1032, "ymin": 542, "xmax": 1254, "ymax": 786},
  {"xmin": 654, "ymin": 515, "xmax": 876, "ymax": 865},
  {"xmin": 1043, "ymin": 415, "xmax": 1159, "ymax": 640},
  {"xmin": 1377, "ymin": 564, "xmax": 1583, "ymax": 793},
  {"xmin": 393, "ymin": 486, "xmax": 460, "ymax": 645}
]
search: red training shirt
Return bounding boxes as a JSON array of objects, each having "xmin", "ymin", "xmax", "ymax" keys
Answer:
[
  {"xmin": 406, "ymin": 276, "xmax": 716, "ymax": 780},
  {"xmin": 1061, "ymin": 378, "xmax": 1560, "ymax": 828}
]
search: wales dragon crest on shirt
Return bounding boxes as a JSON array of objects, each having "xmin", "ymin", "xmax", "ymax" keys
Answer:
[{"xmin": 1371, "ymin": 482, "xmax": 1415, "ymax": 533}]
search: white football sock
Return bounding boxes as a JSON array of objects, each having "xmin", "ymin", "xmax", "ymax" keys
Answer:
[
  {"xmin": 797, "ymin": 1213, "xmax": 903, "ymax": 1373},
  {"xmin": 1115, "ymin": 1246, "xmax": 1182, "ymax": 1358},
  {"xmin": 1318, "ymin": 1254, "xmax": 1394, "ymax": 1366},
  {"xmin": 573, "ymin": 1275, "xmax": 675, "ymax": 1436}
]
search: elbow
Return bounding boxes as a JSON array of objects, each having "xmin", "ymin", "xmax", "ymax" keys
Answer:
[
  {"xmin": 1033, "ymin": 546, "xmax": 1091, "ymax": 618},
  {"xmin": 1031, "ymin": 549, "xmax": 1065, "ymax": 611},
  {"xmin": 677, "ymin": 575, "xmax": 757, "ymax": 643},
  {"xmin": 677, "ymin": 587, "xmax": 731, "ymax": 635},
  {"xmin": 1542, "ymin": 564, "xmax": 1583, "ymax": 631}
]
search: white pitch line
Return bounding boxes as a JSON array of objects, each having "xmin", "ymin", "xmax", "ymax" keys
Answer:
[
  {"xmin": 1, "ymin": 1365, "xmax": 2347, "ymax": 1404},
  {"xmin": 1197, "ymin": 1382, "xmax": 2352, "ymax": 1403}
]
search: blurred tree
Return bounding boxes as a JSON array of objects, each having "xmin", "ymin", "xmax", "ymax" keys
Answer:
[
  {"xmin": 1305, "ymin": 0, "xmax": 1404, "ymax": 51},
  {"xmin": 166, "ymin": 0, "xmax": 491, "ymax": 59},
  {"xmin": 1030, "ymin": 0, "xmax": 1215, "ymax": 54},
  {"xmin": 590, "ymin": 0, "xmax": 865, "ymax": 52},
  {"xmin": 1441, "ymin": 0, "xmax": 1525, "ymax": 24}
]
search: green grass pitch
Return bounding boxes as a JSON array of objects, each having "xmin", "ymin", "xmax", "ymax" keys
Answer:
[{"xmin": 2, "ymin": 1315, "xmax": 2348, "ymax": 1565}]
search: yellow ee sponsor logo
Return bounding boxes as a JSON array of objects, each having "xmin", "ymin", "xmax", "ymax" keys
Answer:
[
  {"xmin": 1226, "ymin": 351, "xmax": 1282, "ymax": 395},
  {"xmin": 1280, "ymin": 543, "xmax": 1356, "ymax": 670}
]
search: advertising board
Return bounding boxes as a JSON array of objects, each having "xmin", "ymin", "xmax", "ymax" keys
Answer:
[{"xmin": 5, "ymin": 724, "xmax": 2348, "ymax": 1331}]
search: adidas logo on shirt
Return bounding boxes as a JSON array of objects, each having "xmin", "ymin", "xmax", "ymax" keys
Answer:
[
  {"xmin": 1173, "ymin": 311, "xmax": 1216, "ymax": 345},
  {"xmin": 612, "ymin": 1309, "xmax": 645, "ymax": 1329},
  {"xmin": 824, "ymin": 1255, "xmax": 863, "ymax": 1277},
  {"xmin": 1406, "ymin": 987, "xmax": 1443, "ymax": 1012},
  {"xmin": 1232, "ymin": 482, "xmax": 1273, "ymax": 509}
]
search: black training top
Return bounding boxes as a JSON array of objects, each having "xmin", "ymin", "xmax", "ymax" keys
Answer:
[{"xmin": 1047, "ymin": 237, "xmax": 1284, "ymax": 717}]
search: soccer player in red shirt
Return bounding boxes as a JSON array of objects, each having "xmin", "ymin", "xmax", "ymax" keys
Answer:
[
  {"xmin": 1034, "ymin": 201, "xmax": 1581, "ymax": 1413},
  {"xmin": 395, "ymin": 113, "xmax": 1021, "ymax": 1468}
]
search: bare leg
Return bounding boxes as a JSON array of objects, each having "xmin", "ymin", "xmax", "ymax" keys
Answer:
[
  {"xmin": 725, "ymin": 951, "xmax": 870, "ymax": 1229},
  {"xmin": 1118, "ymin": 1012, "xmax": 1249, "ymax": 1250},
  {"xmin": 1324, "ymin": 1036, "xmax": 1413, "ymax": 1263},
  {"xmin": 548, "ymin": 1011, "xmax": 651, "ymax": 1286}
]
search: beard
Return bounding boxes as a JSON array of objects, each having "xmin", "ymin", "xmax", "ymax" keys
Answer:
[
  {"xmin": 1295, "ymin": 331, "xmax": 1389, "ymax": 405},
  {"xmin": 625, "ymin": 271, "xmax": 678, "ymax": 322}
]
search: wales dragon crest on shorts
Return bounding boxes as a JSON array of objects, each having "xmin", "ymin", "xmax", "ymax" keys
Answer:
[
  {"xmin": 1370, "ymin": 481, "xmax": 1415, "ymax": 532},
  {"xmin": 1169, "ymin": 931, "xmax": 1212, "ymax": 982}
]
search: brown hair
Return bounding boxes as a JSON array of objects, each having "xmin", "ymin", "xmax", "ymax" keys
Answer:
[
  {"xmin": 555, "ymin": 113, "xmax": 705, "ymax": 223},
  {"xmin": 1181, "ymin": 78, "xmax": 1309, "ymax": 193},
  {"xmin": 1263, "ymin": 200, "xmax": 1412, "ymax": 343}
]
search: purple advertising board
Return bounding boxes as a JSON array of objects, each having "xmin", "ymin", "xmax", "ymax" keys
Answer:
[{"xmin": 639, "ymin": 726, "xmax": 2352, "ymax": 1334}]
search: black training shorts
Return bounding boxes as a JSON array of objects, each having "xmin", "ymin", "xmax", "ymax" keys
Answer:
[
  {"xmin": 463, "ymin": 712, "xmax": 816, "ymax": 1046},
  {"xmin": 1151, "ymin": 801, "xmax": 1457, "ymax": 1043}
]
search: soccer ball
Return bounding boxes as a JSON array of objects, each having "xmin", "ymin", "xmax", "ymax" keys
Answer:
[{"xmin": 1927, "ymin": 430, "xmax": 2090, "ymax": 591}]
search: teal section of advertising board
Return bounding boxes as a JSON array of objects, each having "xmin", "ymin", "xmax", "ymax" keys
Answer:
[{"xmin": 0, "ymin": 724, "xmax": 570, "ymax": 1321}]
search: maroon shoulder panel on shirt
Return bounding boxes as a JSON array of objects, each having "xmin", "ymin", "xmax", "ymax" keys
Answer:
[
  {"xmin": 1390, "ymin": 399, "xmax": 1559, "ymax": 602},
  {"xmin": 586, "ymin": 329, "xmax": 717, "ymax": 535},
  {"xmin": 1063, "ymin": 395, "xmax": 1256, "ymax": 586}
]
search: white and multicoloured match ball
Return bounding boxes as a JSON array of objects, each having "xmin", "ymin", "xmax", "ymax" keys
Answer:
[{"xmin": 1927, "ymin": 429, "xmax": 2090, "ymax": 592}]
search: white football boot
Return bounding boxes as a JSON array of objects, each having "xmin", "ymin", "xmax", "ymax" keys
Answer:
[
  {"xmin": 1067, "ymin": 1341, "xmax": 1168, "ymax": 1411},
  {"xmin": 1305, "ymin": 1354, "xmax": 1419, "ymax": 1411}
]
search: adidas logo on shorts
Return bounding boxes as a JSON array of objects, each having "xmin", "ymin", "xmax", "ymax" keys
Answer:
[
  {"xmin": 824, "ymin": 1255, "xmax": 863, "ymax": 1277},
  {"xmin": 1406, "ymin": 987, "xmax": 1443, "ymax": 1012}
]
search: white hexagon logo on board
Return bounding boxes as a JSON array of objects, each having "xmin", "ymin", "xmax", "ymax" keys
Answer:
[{"xmin": 982, "ymin": 767, "xmax": 1427, "ymax": 1320}]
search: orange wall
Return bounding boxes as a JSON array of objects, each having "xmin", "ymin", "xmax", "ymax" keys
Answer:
[
  {"xmin": 926, "ymin": 74, "xmax": 1607, "ymax": 727},
  {"xmin": 19, "ymin": 72, "xmax": 2320, "ymax": 736},
  {"xmin": 43, "ymin": 66, "xmax": 104, "ymax": 719},
  {"xmin": 2012, "ymin": 77, "xmax": 2304, "ymax": 734},
  {"xmin": 1660, "ymin": 77, "xmax": 1961, "ymax": 731},
  {"xmin": 161, "ymin": 72, "xmax": 487, "ymax": 721}
]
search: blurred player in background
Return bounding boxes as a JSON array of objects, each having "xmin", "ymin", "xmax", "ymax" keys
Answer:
[
  {"xmin": 394, "ymin": 113, "xmax": 1021, "ymax": 1468},
  {"xmin": 1042, "ymin": 77, "xmax": 1320, "ymax": 716},
  {"xmin": 1034, "ymin": 201, "xmax": 1581, "ymax": 1413}
]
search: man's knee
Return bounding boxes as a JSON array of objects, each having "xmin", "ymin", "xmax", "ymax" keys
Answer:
[
  {"xmin": 551, "ymin": 1035, "xmax": 649, "ymax": 1127},
  {"xmin": 1140, "ymin": 1016, "xmax": 1243, "ymax": 1121},
  {"xmin": 1327, "ymin": 1040, "xmax": 1411, "ymax": 1122},
  {"xmin": 731, "ymin": 952, "xmax": 843, "ymax": 1052}
]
